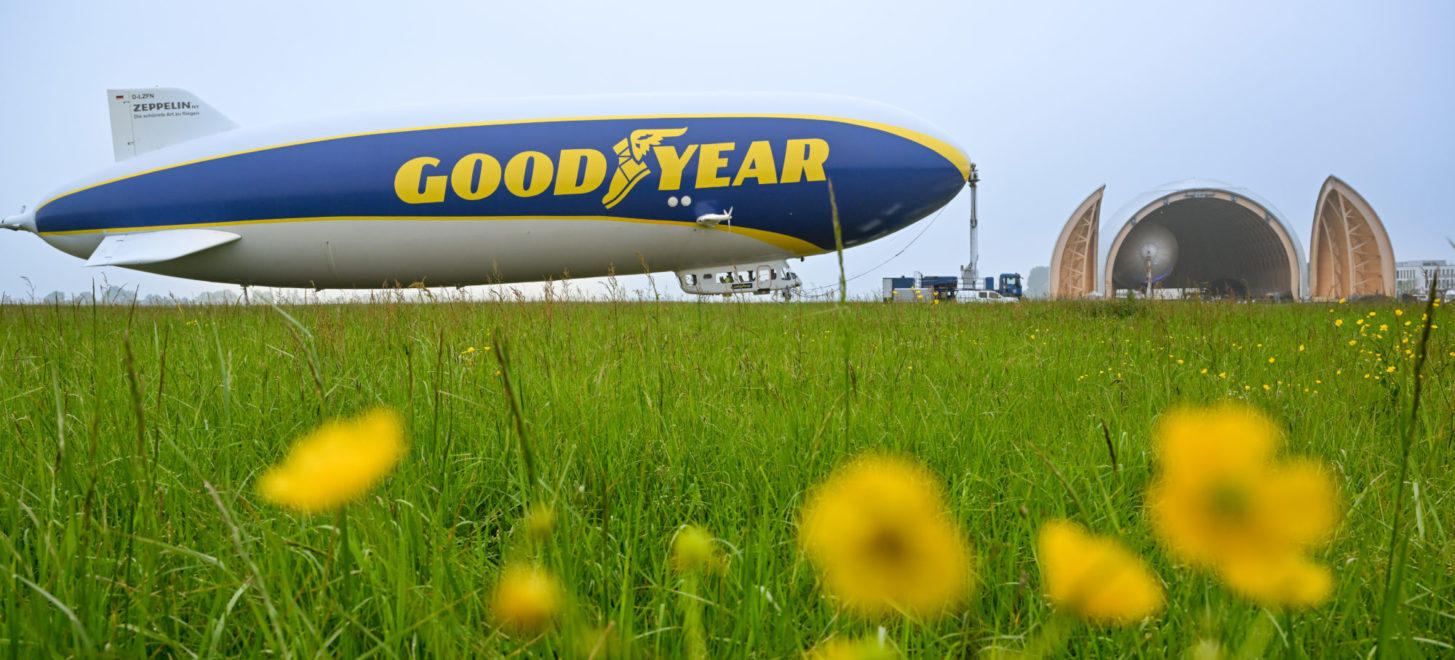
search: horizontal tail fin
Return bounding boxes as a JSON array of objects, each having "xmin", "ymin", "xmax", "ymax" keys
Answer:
[
  {"xmin": 108, "ymin": 87, "xmax": 238, "ymax": 161},
  {"xmin": 85, "ymin": 228, "xmax": 240, "ymax": 267}
]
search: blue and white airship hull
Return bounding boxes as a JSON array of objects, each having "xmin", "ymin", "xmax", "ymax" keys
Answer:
[{"xmin": 5, "ymin": 90, "xmax": 971, "ymax": 293}]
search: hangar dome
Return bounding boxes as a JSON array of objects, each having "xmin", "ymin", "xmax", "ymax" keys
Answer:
[{"xmin": 1049, "ymin": 176, "xmax": 1393, "ymax": 301}]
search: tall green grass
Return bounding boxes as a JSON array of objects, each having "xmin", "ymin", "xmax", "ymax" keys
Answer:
[{"xmin": 1, "ymin": 298, "xmax": 1450, "ymax": 657}]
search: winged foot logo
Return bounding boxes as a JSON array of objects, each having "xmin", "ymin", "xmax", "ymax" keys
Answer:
[
  {"xmin": 393, "ymin": 126, "xmax": 830, "ymax": 209},
  {"xmin": 602, "ymin": 128, "xmax": 688, "ymax": 209}
]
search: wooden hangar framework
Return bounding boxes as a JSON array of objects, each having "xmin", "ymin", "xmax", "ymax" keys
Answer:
[{"xmin": 1048, "ymin": 176, "xmax": 1395, "ymax": 301}]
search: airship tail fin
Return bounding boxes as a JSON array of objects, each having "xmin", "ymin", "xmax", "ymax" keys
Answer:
[
  {"xmin": 85, "ymin": 228, "xmax": 241, "ymax": 267},
  {"xmin": 107, "ymin": 88, "xmax": 239, "ymax": 162}
]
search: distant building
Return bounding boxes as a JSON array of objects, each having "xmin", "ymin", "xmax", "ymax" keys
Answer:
[
  {"xmin": 1396, "ymin": 259, "xmax": 1455, "ymax": 297},
  {"xmin": 1048, "ymin": 176, "xmax": 1395, "ymax": 301}
]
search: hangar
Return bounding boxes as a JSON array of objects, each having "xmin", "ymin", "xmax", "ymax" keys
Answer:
[{"xmin": 1049, "ymin": 177, "xmax": 1394, "ymax": 301}]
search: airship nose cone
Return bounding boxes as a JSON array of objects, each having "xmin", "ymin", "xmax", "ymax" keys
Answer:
[{"xmin": 936, "ymin": 140, "xmax": 973, "ymax": 183}]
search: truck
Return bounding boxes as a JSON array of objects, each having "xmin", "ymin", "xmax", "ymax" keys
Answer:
[
  {"xmin": 883, "ymin": 275, "xmax": 960, "ymax": 302},
  {"xmin": 982, "ymin": 273, "xmax": 1023, "ymax": 298}
]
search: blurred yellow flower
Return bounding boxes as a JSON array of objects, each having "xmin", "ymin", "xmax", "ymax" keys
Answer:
[
  {"xmin": 1335, "ymin": 319, "xmax": 1344, "ymax": 327},
  {"xmin": 1037, "ymin": 520, "xmax": 1163, "ymax": 625},
  {"xmin": 1395, "ymin": 309, "xmax": 1404, "ymax": 316},
  {"xmin": 258, "ymin": 408, "xmax": 405, "ymax": 513},
  {"xmin": 808, "ymin": 637, "xmax": 896, "ymax": 660},
  {"xmin": 1146, "ymin": 404, "xmax": 1339, "ymax": 608},
  {"xmin": 671, "ymin": 524, "xmax": 723, "ymax": 574},
  {"xmin": 490, "ymin": 563, "xmax": 565, "ymax": 635},
  {"xmin": 525, "ymin": 503, "xmax": 557, "ymax": 544},
  {"xmin": 798, "ymin": 455, "xmax": 974, "ymax": 618},
  {"xmin": 1220, "ymin": 552, "xmax": 1332, "ymax": 609}
]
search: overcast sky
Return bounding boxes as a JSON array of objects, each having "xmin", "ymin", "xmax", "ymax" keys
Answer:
[{"xmin": 2, "ymin": 1, "xmax": 1451, "ymax": 300}]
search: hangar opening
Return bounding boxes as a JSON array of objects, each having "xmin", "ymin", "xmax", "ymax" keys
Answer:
[
  {"xmin": 1047, "ymin": 178, "xmax": 1400, "ymax": 302},
  {"xmin": 1105, "ymin": 192, "xmax": 1301, "ymax": 300}
]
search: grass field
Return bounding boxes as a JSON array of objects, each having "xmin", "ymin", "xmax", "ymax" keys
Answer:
[{"xmin": 1, "ymin": 297, "xmax": 1451, "ymax": 657}]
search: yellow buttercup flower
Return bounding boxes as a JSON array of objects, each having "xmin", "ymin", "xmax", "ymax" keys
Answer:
[
  {"xmin": 671, "ymin": 524, "xmax": 723, "ymax": 574},
  {"xmin": 490, "ymin": 563, "xmax": 565, "ymax": 635},
  {"xmin": 1037, "ymin": 520, "xmax": 1163, "ymax": 625},
  {"xmin": 1146, "ymin": 404, "xmax": 1339, "ymax": 608},
  {"xmin": 798, "ymin": 455, "xmax": 974, "ymax": 618},
  {"xmin": 258, "ymin": 408, "xmax": 405, "ymax": 513},
  {"xmin": 1335, "ymin": 319, "xmax": 1343, "ymax": 327},
  {"xmin": 1220, "ymin": 551, "xmax": 1332, "ymax": 609}
]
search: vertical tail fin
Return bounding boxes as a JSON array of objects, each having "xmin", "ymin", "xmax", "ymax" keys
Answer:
[{"xmin": 108, "ymin": 87, "xmax": 238, "ymax": 161}]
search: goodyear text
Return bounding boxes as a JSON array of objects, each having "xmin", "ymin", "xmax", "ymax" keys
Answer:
[{"xmin": 394, "ymin": 131, "xmax": 829, "ymax": 207}]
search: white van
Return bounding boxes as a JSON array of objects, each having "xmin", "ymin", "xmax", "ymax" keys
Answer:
[{"xmin": 959, "ymin": 290, "xmax": 1018, "ymax": 303}]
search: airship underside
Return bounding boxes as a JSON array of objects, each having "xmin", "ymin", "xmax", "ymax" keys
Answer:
[{"xmin": 4, "ymin": 90, "xmax": 971, "ymax": 293}]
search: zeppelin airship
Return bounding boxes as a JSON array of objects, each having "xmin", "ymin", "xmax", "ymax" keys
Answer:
[{"xmin": 1, "ymin": 88, "xmax": 972, "ymax": 296}]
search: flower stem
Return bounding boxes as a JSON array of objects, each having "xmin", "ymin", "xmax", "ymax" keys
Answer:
[
  {"xmin": 1232, "ymin": 609, "xmax": 1277, "ymax": 660},
  {"xmin": 828, "ymin": 179, "xmax": 846, "ymax": 305},
  {"xmin": 1375, "ymin": 275, "xmax": 1440, "ymax": 658},
  {"xmin": 1022, "ymin": 613, "xmax": 1073, "ymax": 659},
  {"xmin": 338, "ymin": 507, "xmax": 355, "ymax": 607},
  {"xmin": 493, "ymin": 328, "xmax": 538, "ymax": 494},
  {"xmin": 682, "ymin": 574, "xmax": 706, "ymax": 660}
]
